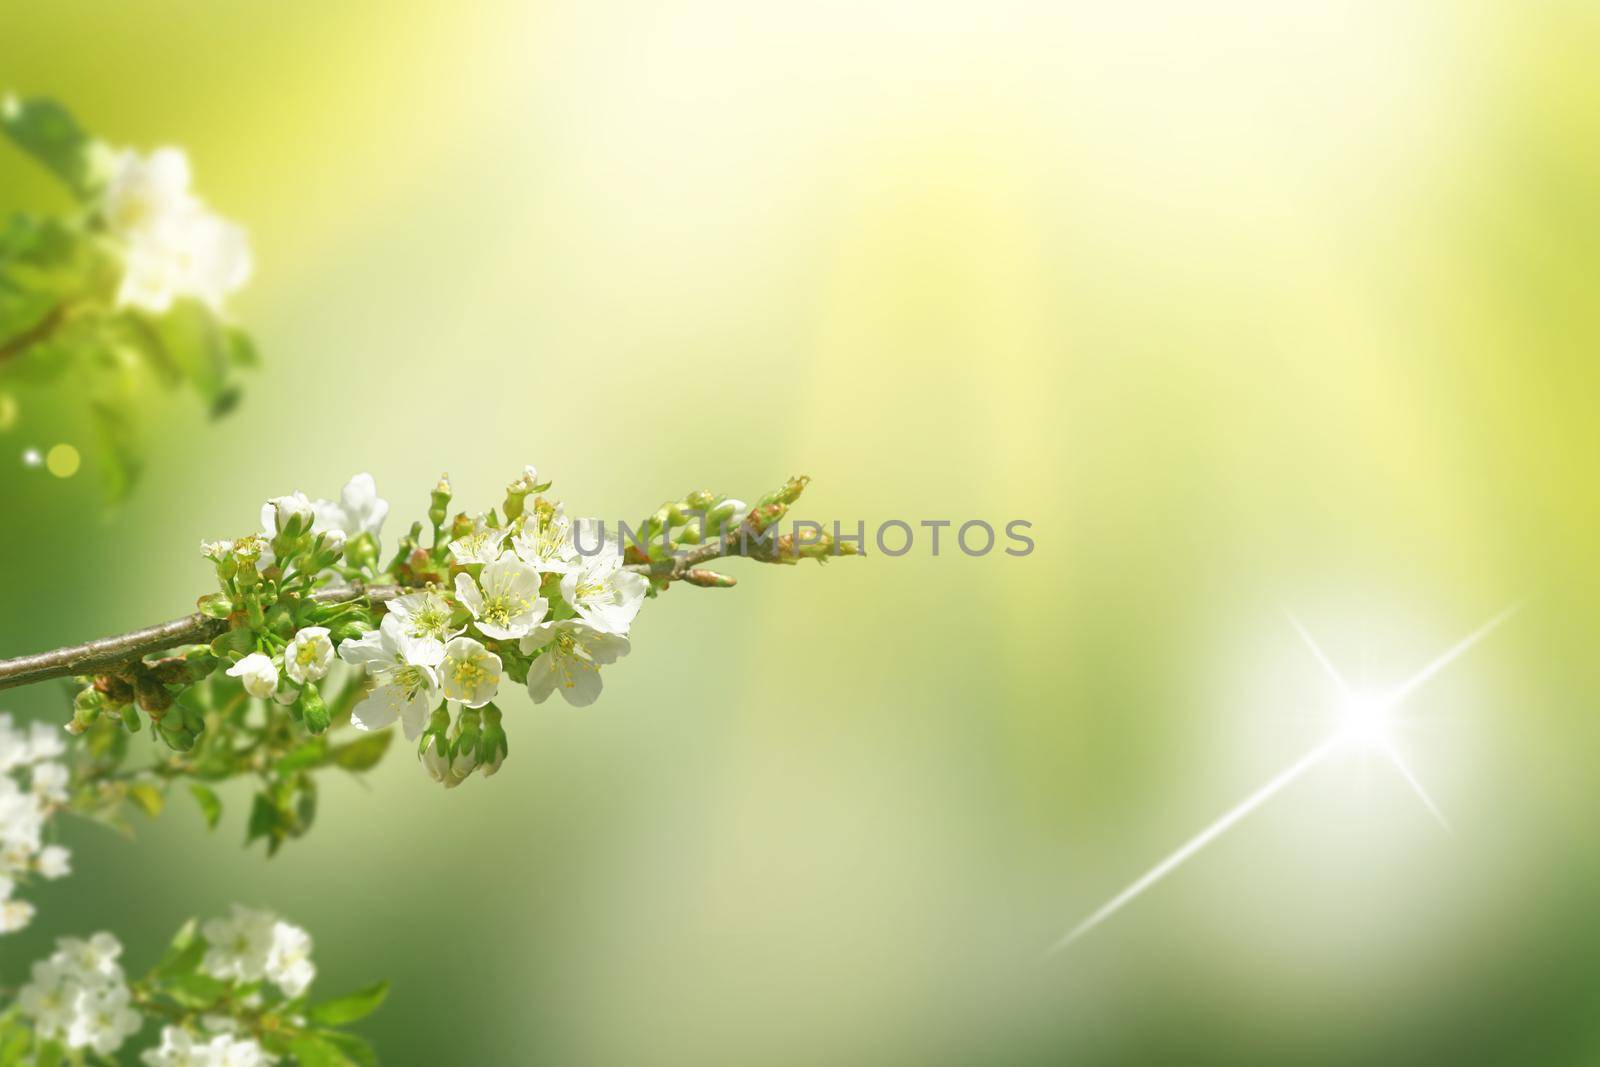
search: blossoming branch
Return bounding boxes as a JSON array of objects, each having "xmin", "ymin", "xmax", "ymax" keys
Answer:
[{"xmin": 0, "ymin": 467, "xmax": 854, "ymax": 837}]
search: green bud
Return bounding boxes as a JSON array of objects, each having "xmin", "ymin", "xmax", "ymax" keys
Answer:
[
  {"xmin": 503, "ymin": 466, "xmax": 540, "ymax": 522},
  {"xmin": 478, "ymin": 705, "xmax": 508, "ymax": 777},
  {"xmin": 71, "ymin": 687, "xmax": 104, "ymax": 732},
  {"xmin": 119, "ymin": 705, "xmax": 142, "ymax": 733},
  {"xmin": 346, "ymin": 532, "xmax": 380, "ymax": 571},
  {"xmin": 684, "ymin": 488, "xmax": 715, "ymax": 510},
  {"xmin": 429, "ymin": 473, "xmax": 453, "ymax": 531},
  {"xmin": 300, "ymin": 685, "xmax": 330, "ymax": 734},
  {"xmin": 197, "ymin": 592, "xmax": 234, "ymax": 620},
  {"xmin": 330, "ymin": 620, "xmax": 371, "ymax": 645},
  {"xmin": 757, "ymin": 475, "xmax": 810, "ymax": 508}
]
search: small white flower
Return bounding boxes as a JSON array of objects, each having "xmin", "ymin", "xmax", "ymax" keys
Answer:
[
  {"xmin": 337, "ymin": 615, "xmax": 444, "ymax": 739},
  {"xmin": 226, "ymin": 653, "xmax": 279, "ymax": 701},
  {"xmin": 0, "ymin": 896, "xmax": 33, "ymax": 932},
  {"xmin": 102, "ymin": 147, "xmax": 251, "ymax": 315},
  {"xmin": 318, "ymin": 472, "xmax": 389, "ymax": 540},
  {"xmin": 201, "ymin": 906, "xmax": 276, "ymax": 984},
  {"xmin": 455, "ymin": 556, "xmax": 548, "ymax": 641},
  {"xmin": 102, "ymin": 147, "xmax": 192, "ymax": 236},
  {"xmin": 26, "ymin": 720, "xmax": 67, "ymax": 763},
  {"xmin": 448, "ymin": 517, "xmax": 508, "ymax": 566},
  {"xmin": 521, "ymin": 620, "xmax": 632, "ymax": 707},
  {"xmin": 266, "ymin": 919, "xmax": 315, "ymax": 997},
  {"xmin": 440, "ymin": 636, "xmax": 502, "ymax": 709},
  {"xmin": 560, "ymin": 542, "xmax": 648, "ymax": 636},
  {"xmin": 30, "ymin": 761, "xmax": 69, "ymax": 803},
  {"xmin": 283, "ymin": 627, "xmax": 334, "ymax": 685},
  {"xmin": 511, "ymin": 502, "xmax": 580, "ymax": 574},
  {"xmin": 387, "ymin": 590, "xmax": 462, "ymax": 645},
  {"xmin": 37, "ymin": 844, "xmax": 71, "ymax": 879},
  {"xmin": 141, "ymin": 1026, "xmax": 203, "ymax": 1067}
]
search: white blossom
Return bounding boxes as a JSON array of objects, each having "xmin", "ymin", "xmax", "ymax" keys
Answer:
[
  {"xmin": 18, "ymin": 931, "xmax": 138, "ymax": 1056},
  {"xmin": 560, "ymin": 541, "xmax": 648, "ymax": 636},
  {"xmin": 0, "ymin": 896, "xmax": 34, "ymax": 932},
  {"xmin": 511, "ymin": 502, "xmax": 580, "ymax": 574},
  {"xmin": 226, "ymin": 653, "xmax": 279, "ymax": 701},
  {"xmin": 102, "ymin": 147, "xmax": 251, "ymax": 314},
  {"xmin": 201, "ymin": 906, "xmax": 276, "ymax": 985},
  {"xmin": 143, "ymin": 1026, "xmax": 276, "ymax": 1067},
  {"xmin": 440, "ymin": 636, "xmax": 502, "ymax": 709},
  {"xmin": 316, "ymin": 472, "xmax": 389, "ymax": 542},
  {"xmin": 386, "ymin": 590, "xmax": 462, "ymax": 645},
  {"xmin": 455, "ymin": 556, "xmax": 547, "ymax": 641},
  {"xmin": 37, "ymin": 843, "xmax": 72, "ymax": 879},
  {"xmin": 283, "ymin": 627, "xmax": 334, "ymax": 685},
  {"xmin": 448, "ymin": 517, "xmax": 508, "ymax": 566},
  {"xmin": 265, "ymin": 918, "xmax": 315, "ymax": 997},
  {"xmin": 521, "ymin": 620, "xmax": 631, "ymax": 707},
  {"xmin": 338, "ymin": 615, "xmax": 444, "ymax": 739},
  {"xmin": 30, "ymin": 761, "xmax": 70, "ymax": 803},
  {"xmin": 25, "ymin": 720, "xmax": 67, "ymax": 763}
]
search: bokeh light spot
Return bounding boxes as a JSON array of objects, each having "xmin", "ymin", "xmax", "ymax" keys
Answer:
[{"xmin": 46, "ymin": 443, "xmax": 80, "ymax": 478}]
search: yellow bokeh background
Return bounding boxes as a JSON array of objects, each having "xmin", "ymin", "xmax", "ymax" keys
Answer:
[{"xmin": 3, "ymin": 2, "xmax": 1600, "ymax": 1063}]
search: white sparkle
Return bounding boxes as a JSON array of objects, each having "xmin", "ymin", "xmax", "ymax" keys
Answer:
[{"xmin": 1050, "ymin": 603, "xmax": 1521, "ymax": 954}]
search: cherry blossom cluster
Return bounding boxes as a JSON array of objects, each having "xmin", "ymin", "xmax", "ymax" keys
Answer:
[
  {"xmin": 0, "ymin": 712, "xmax": 72, "ymax": 935},
  {"xmin": 6, "ymin": 908, "xmax": 384, "ymax": 1065},
  {"xmin": 189, "ymin": 466, "xmax": 652, "ymax": 790}
]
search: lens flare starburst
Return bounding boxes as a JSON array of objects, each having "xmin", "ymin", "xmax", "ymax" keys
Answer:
[{"xmin": 1050, "ymin": 603, "xmax": 1521, "ymax": 954}]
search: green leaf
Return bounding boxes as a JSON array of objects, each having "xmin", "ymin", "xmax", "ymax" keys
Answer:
[
  {"xmin": 227, "ymin": 325, "xmax": 260, "ymax": 368},
  {"xmin": 307, "ymin": 980, "xmax": 390, "ymax": 1026},
  {"xmin": 189, "ymin": 783, "xmax": 223, "ymax": 829},
  {"xmin": 277, "ymin": 737, "xmax": 330, "ymax": 774},
  {"xmin": 316, "ymin": 1032, "xmax": 378, "ymax": 1067},
  {"xmin": 286, "ymin": 1034, "xmax": 359, "ymax": 1067},
  {"xmin": 246, "ymin": 791, "xmax": 283, "ymax": 853},
  {"xmin": 164, "ymin": 969, "xmax": 229, "ymax": 1010},
  {"xmin": 127, "ymin": 780, "xmax": 166, "ymax": 818},
  {"xmin": 151, "ymin": 918, "xmax": 206, "ymax": 979},
  {"xmin": 0, "ymin": 97, "xmax": 96, "ymax": 200},
  {"xmin": 89, "ymin": 394, "xmax": 144, "ymax": 504},
  {"xmin": 31, "ymin": 1038, "xmax": 64, "ymax": 1067},
  {"xmin": 136, "ymin": 299, "xmax": 236, "ymax": 413},
  {"xmin": 330, "ymin": 730, "xmax": 393, "ymax": 772}
]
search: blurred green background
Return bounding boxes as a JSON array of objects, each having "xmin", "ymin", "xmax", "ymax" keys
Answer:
[{"xmin": 4, "ymin": 1, "xmax": 1600, "ymax": 1063}]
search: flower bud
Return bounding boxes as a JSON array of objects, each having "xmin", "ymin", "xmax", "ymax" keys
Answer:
[
  {"xmin": 503, "ymin": 466, "xmax": 538, "ymax": 521},
  {"xmin": 119, "ymin": 705, "xmax": 142, "ymax": 732},
  {"xmin": 299, "ymin": 685, "xmax": 330, "ymax": 734},
  {"xmin": 72, "ymin": 687, "xmax": 104, "ymax": 732},
  {"xmin": 346, "ymin": 532, "xmax": 380, "ymax": 571},
  {"xmin": 266, "ymin": 494, "xmax": 315, "ymax": 538},
  {"xmin": 429, "ymin": 473, "xmax": 453, "ymax": 531},
  {"xmin": 478, "ymin": 706, "xmax": 508, "ymax": 777},
  {"xmin": 311, "ymin": 529, "xmax": 348, "ymax": 569}
]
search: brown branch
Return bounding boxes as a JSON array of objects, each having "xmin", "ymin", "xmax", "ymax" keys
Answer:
[
  {"xmin": 0, "ymin": 521, "xmax": 840, "ymax": 694},
  {"xmin": 0, "ymin": 302, "xmax": 66, "ymax": 362},
  {"xmin": 0, "ymin": 584, "xmax": 400, "ymax": 693}
]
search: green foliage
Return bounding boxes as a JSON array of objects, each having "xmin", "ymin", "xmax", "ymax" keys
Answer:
[{"xmin": 0, "ymin": 95, "xmax": 256, "ymax": 503}]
